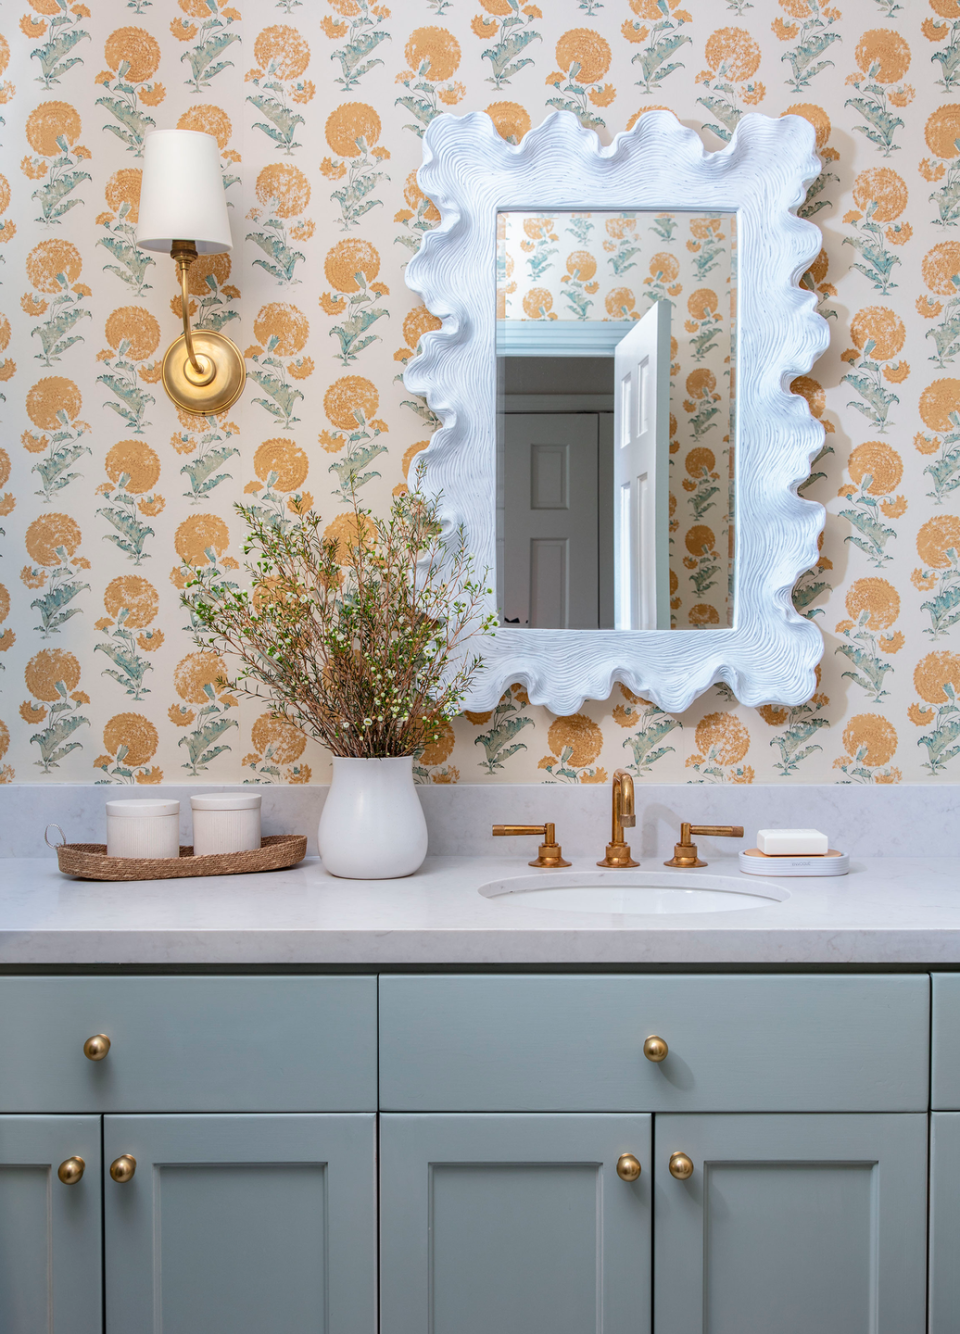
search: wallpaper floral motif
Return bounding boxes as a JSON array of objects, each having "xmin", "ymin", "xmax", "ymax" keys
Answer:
[
  {"xmin": 1, "ymin": 0, "xmax": 959, "ymax": 788},
  {"xmin": 498, "ymin": 206, "xmax": 736, "ymax": 628}
]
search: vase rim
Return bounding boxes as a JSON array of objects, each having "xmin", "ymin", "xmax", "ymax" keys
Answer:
[{"xmin": 331, "ymin": 753, "xmax": 414, "ymax": 762}]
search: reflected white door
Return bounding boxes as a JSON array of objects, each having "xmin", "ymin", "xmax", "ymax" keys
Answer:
[
  {"xmin": 613, "ymin": 300, "xmax": 670, "ymax": 630},
  {"xmin": 503, "ymin": 413, "xmax": 599, "ymax": 629}
]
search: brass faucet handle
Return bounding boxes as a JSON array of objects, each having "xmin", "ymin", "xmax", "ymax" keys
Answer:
[
  {"xmin": 664, "ymin": 821, "xmax": 744, "ymax": 869},
  {"xmin": 492, "ymin": 822, "xmax": 571, "ymax": 869}
]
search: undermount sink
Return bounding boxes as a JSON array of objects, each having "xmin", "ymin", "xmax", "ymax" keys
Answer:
[{"xmin": 478, "ymin": 869, "xmax": 789, "ymax": 916}]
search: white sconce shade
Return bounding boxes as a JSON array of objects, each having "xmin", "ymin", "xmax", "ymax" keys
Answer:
[{"xmin": 136, "ymin": 129, "xmax": 232, "ymax": 255}]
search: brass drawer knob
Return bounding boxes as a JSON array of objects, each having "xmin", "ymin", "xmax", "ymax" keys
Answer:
[
  {"xmin": 58, "ymin": 1156, "xmax": 85, "ymax": 1185},
  {"xmin": 669, "ymin": 1151, "xmax": 694, "ymax": 1180},
  {"xmin": 616, "ymin": 1153, "xmax": 642, "ymax": 1182},
  {"xmin": 110, "ymin": 1155, "xmax": 136, "ymax": 1184},
  {"xmin": 83, "ymin": 1034, "xmax": 111, "ymax": 1061},
  {"xmin": 643, "ymin": 1035, "xmax": 668, "ymax": 1062}
]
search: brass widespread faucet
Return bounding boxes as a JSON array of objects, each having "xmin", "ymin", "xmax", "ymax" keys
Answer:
[
  {"xmin": 597, "ymin": 769, "xmax": 639, "ymax": 868},
  {"xmin": 664, "ymin": 822, "xmax": 744, "ymax": 869},
  {"xmin": 492, "ymin": 823, "xmax": 570, "ymax": 868}
]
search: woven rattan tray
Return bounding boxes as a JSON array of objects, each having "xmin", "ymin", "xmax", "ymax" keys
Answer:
[{"xmin": 52, "ymin": 834, "xmax": 308, "ymax": 882}]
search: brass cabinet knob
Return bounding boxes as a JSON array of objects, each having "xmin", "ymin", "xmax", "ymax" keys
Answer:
[
  {"xmin": 83, "ymin": 1034, "xmax": 111, "ymax": 1061},
  {"xmin": 57, "ymin": 1156, "xmax": 85, "ymax": 1185},
  {"xmin": 669, "ymin": 1151, "xmax": 694, "ymax": 1180},
  {"xmin": 110, "ymin": 1155, "xmax": 136, "ymax": 1184},
  {"xmin": 616, "ymin": 1153, "xmax": 642, "ymax": 1182},
  {"xmin": 643, "ymin": 1035, "xmax": 668, "ymax": 1063}
]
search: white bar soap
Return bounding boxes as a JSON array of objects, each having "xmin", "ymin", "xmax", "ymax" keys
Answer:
[{"xmin": 757, "ymin": 828, "xmax": 829, "ymax": 856}]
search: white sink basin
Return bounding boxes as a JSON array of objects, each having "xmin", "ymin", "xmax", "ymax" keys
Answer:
[{"xmin": 479, "ymin": 869, "xmax": 788, "ymax": 915}]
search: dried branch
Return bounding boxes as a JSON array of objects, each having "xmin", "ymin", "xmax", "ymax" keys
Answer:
[{"xmin": 181, "ymin": 470, "xmax": 496, "ymax": 757}]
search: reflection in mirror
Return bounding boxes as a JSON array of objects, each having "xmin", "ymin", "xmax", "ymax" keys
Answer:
[{"xmin": 496, "ymin": 209, "xmax": 737, "ymax": 632}]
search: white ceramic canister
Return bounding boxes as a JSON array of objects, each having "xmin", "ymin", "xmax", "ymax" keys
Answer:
[
  {"xmin": 190, "ymin": 793, "xmax": 262, "ymax": 856},
  {"xmin": 317, "ymin": 755, "xmax": 428, "ymax": 879},
  {"xmin": 106, "ymin": 799, "xmax": 180, "ymax": 859}
]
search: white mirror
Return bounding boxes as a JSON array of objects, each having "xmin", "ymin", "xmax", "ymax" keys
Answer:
[
  {"xmin": 497, "ymin": 209, "xmax": 737, "ymax": 634},
  {"xmin": 404, "ymin": 110, "xmax": 828, "ymax": 715}
]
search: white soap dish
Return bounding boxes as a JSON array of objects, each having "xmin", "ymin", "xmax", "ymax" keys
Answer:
[{"xmin": 740, "ymin": 848, "xmax": 848, "ymax": 877}]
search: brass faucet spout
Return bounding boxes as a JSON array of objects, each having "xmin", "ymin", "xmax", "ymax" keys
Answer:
[
  {"xmin": 598, "ymin": 769, "xmax": 639, "ymax": 868},
  {"xmin": 617, "ymin": 770, "xmax": 636, "ymax": 829}
]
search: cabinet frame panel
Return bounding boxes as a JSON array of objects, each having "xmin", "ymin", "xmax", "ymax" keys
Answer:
[
  {"xmin": 0, "ymin": 1114, "xmax": 102, "ymax": 1334},
  {"xmin": 654, "ymin": 1112, "xmax": 928, "ymax": 1334},
  {"xmin": 104, "ymin": 1112, "xmax": 377, "ymax": 1334},
  {"xmin": 380, "ymin": 1112, "xmax": 652, "ymax": 1334}
]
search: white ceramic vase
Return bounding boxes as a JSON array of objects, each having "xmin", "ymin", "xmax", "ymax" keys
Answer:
[{"xmin": 317, "ymin": 755, "xmax": 428, "ymax": 879}]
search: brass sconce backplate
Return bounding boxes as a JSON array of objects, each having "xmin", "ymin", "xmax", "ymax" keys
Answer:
[{"xmin": 162, "ymin": 329, "xmax": 245, "ymax": 416}]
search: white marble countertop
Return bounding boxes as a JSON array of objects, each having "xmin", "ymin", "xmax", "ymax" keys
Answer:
[{"xmin": 1, "ymin": 854, "xmax": 959, "ymax": 965}]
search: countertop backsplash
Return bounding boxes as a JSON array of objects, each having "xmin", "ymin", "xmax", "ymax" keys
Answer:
[{"xmin": 1, "ymin": 782, "xmax": 955, "ymax": 863}]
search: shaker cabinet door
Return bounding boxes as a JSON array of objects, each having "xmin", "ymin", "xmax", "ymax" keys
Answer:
[
  {"xmin": 0, "ymin": 1115, "xmax": 102, "ymax": 1334},
  {"xmin": 654, "ymin": 1113, "xmax": 927, "ymax": 1334},
  {"xmin": 930, "ymin": 1112, "xmax": 960, "ymax": 1332},
  {"xmin": 104, "ymin": 1114, "xmax": 377, "ymax": 1334},
  {"xmin": 380, "ymin": 1113, "xmax": 652, "ymax": 1334}
]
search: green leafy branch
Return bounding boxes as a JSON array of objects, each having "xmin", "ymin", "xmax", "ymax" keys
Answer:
[
  {"xmin": 30, "ymin": 7, "xmax": 90, "ymax": 89},
  {"xmin": 29, "ymin": 142, "xmax": 91, "ymax": 225},
  {"xmin": 30, "ymin": 560, "xmax": 89, "ymax": 638},
  {"xmin": 472, "ymin": 685, "xmax": 533, "ymax": 773},
  {"xmin": 477, "ymin": 2, "xmax": 541, "ymax": 89},
  {"xmin": 181, "ymin": 470, "xmax": 496, "ymax": 758},
  {"xmin": 99, "ymin": 202, "xmax": 154, "ymax": 293},
  {"xmin": 29, "ymin": 682, "xmax": 89, "ymax": 772},
  {"xmin": 29, "ymin": 275, "xmax": 91, "ymax": 366},
  {"xmin": 324, "ymin": 0, "xmax": 390, "ymax": 90}
]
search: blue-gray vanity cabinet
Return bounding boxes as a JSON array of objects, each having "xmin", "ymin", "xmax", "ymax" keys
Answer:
[
  {"xmin": 654, "ymin": 1113, "xmax": 927, "ymax": 1334},
  {"xmin": 0, "ymin": 975, "xmax": 378, "ymax": 1112},
  {"xmin": 379, "ymin": 974, "xmax": 929, "ymax": 1111},
  {"xmin": 931, "ymin": 1113, "xmax": 960, "ymax": 1332},
  {"xmin": 932, "ymin": 974, "xmax": 960, "ymax": 1109},
  {"xmin": 0, "ymin": 1115, "xmax": 102, "ymax": 1334},
  {"xmin": 104, "ymin": 1113, "xmax": 378, "ymax": 1334},
  {"xmin": 380, "ymin": 1113, "xmax": 652, "ymax": 1334}
]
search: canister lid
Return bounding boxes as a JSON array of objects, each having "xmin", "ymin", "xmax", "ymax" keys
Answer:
[
  {"xmin": 105, "ymin": 799, "xmax": 180, "ymax": 818},
  {"xmin": 190, "ymin": 793, "xmax": 262, "ymax": 811}
]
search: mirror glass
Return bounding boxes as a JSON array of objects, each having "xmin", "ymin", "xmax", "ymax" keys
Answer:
[{"xmin": 496, "ymin": 209, "xmax": 737, "ymax": 632}]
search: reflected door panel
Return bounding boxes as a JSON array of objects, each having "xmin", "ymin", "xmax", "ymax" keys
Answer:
[
  {"xmin": 613, "ymin": 300, "xmax": 670, "ymax": 630},
  {"xmin": 503, "ymin": 413, "xmax": 599, "ymax": 629}
]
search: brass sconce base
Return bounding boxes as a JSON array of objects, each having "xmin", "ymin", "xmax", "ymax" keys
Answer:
[{"xmin": 162, "ymin": 328, "xmax": 245, "ymax": 416}]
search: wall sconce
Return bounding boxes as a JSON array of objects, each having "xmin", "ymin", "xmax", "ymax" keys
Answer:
[{"xmin": 136, "ymin": 129, "xmax": 245, "ymax": 416}]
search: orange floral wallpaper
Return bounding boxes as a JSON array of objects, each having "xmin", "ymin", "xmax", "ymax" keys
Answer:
[{"xmin": 1, "ymin": 0, "xmax": 959, "ymax": 787}]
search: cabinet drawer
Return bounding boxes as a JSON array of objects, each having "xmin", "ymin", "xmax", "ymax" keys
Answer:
[
  {"xmin": 379, "ymin": 974, "xmax": 928, "ymax": 1112},
  {"xmin": 0, "ymin": 976, "xmax": 377, "ymax": 1112},
  {"xmin": 932, "ymin": 974, "xmax": 960, "ymax": 1109}
]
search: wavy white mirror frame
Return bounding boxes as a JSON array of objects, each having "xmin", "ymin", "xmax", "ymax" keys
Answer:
[{"xmin": 403, "ymin": 109, "xmax": 828, "ymax": 715}]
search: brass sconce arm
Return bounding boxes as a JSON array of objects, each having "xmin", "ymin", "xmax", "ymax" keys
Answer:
[
  {"xmin": 171, "ymin": 241, "xmax": 214, "ymax": 384},
  {"xmin": 160, "ymin": 240, "xmax": 244, "ymax": 416}
]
